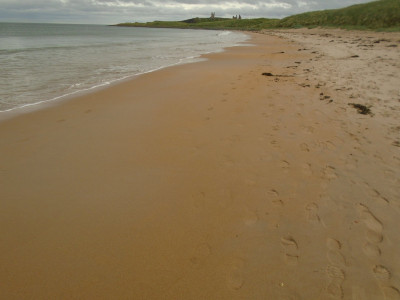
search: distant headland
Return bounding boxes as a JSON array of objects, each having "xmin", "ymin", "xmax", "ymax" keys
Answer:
[{"xmin": 115, "ymin": 0, "xmax": 400, "ymax": 31}]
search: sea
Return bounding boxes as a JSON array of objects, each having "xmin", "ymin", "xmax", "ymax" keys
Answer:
[{"xmin": 0, "ymin": 23, "xmax": 249, "ymax": 113}]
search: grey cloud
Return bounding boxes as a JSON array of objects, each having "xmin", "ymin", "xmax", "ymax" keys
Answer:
[{"xmin": 0, "ymin": 0, "xmax": 373, "ymax": 24}]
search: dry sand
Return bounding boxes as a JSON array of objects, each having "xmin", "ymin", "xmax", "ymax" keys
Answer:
[{"xmin": 0, "ymin": 29, "xmax": 399, "ymax": 299}]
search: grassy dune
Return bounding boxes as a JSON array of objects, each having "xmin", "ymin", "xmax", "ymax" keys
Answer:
[
  {"xmin": 278, "ymin": 0, "xmax": 400, "ymax": 30},
  {"xmin": 117, "ymin": 0, "xmax": 400, "ymax": 31}
]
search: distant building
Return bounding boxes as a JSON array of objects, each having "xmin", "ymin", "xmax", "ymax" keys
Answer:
[{"xmin": 210, "ymin": 12, "xmax": 215, "ymax": 19}]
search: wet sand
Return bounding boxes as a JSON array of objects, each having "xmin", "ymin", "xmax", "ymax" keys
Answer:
[{"xmin": 1, "ymin": 30, "xmax": 399, "ymax": 299}]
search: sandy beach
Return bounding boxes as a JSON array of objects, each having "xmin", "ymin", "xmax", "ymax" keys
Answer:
[{"xmin": 1, "ymin": 29, "xmax": 400, "ymax": 299}]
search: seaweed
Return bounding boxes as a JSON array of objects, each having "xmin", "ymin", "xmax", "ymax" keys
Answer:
[
  {"xmin": 348, "ymin": 103, "xmax": 372, "ymax": 115},
  {"xmin": 262, "ymin": 73, "xmax": 294, "ymax": 77}
]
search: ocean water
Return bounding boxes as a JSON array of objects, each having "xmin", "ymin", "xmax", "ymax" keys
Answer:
[{"xmin": 0, "ymin": 23, "xmax": 249, "ymax": 112}]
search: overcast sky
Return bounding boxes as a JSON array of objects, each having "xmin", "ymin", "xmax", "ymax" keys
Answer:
[{"xmin": 0, "ymin": 0, "xmax": 374, "ymax": 24}]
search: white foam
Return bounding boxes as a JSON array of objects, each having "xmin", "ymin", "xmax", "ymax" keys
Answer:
[{"xmin": 0, "ymin": 25, "xmax": 249, "ymax": 115}]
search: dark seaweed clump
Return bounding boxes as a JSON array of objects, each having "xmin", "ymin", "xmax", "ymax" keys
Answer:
[{"xmin": 348, "ymin": 103, "xmax": 372, "ymax": 115}]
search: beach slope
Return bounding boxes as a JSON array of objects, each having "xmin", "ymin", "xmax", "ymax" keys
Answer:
[{"xmin": 1, "ymin": 31, "xmax": 399, "ymax": 299}]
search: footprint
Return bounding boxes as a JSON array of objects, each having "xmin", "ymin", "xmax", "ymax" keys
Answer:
[
  {"xmin": 280, "ymin": 160, "xmax": 290, "ymax": 169},
  {"xmin": 226, "ymin": 258, "xmax": 245, "ymax": 290},
  {"xmin": 326, "ymin": 265, "xmax": 345, "ymax": 299},
  {"xmin": 373, "ymin": 265, "xmax": 391, "ymax": 281},
  {"xmin": 306, "ymin": 203, "xmax": 320, "ymax": 223},
  {"xmin": 345, "ymin": 159, "xmax": 357, "ymax": 171},
  {"xmin": 352, "ymin": 286, "xmax": 367, "ymax": 300},
  {"xmin": 244, "ymin": 209, "xmax": 258, "ymax": 226},
  {"xmin": 323, "ymin": 166, "xmax": 338, "ymax": 180},
  {"xmin": 363, "ymin": 242, "xmax": 381, "ymax": 257},
  {"xmin": 302, "ymin": 126, "xmax": 315, "ymax": 134},
  {"xmin": 366, "ymin": 229, "xmax": 383, "ymax": 244},
  {"xmin": 327, "ymin": 279, "xmax": 344, "ymax": 299},
  {"xmin": 270, "ymin": 140, "xmax": 280, "ymax": 148},
  {"xmin": 326, "ymin": 238, "xmax": 341, "ymax": 251},
  {"xmin": 301, "ymin": 163, "xmax": 313, "ymax": 176},
  {"xmin": 190, "ymin": 243, "xmax": 211, "ymax": 268},
  {"xmin": 358, "ymin": 203, "xmax": 383, "ymax": 251},
  {"xmin": 357, "ymin": 204, "xmax": 383, "ymax": 233},
  {"xmin": 221, "ymin": 155, "xmax": 235, "ymax": 168},
  {"xmin": 356, "ymin": 206, "xmax": 397, "ymax": 298},
  {"xmin": 381, "ymin": 286, "xmax": 400, "ymax": 300},
  {"xmin": 326, "ymin": 265, "xmax": 345, "ymax": 280},
  {"xmin": 326, "ymin": 141, "xmax": 336, "ymax": 150},
  {"xmin": 372, "ymin": 265, "xmax": 400, "ymax": 300},
  {"xmin": 266, "ymin": 189, "xmax": 284, "ymax": 206},
  {"xmin": 266, "ymin": 189, "xmax": 279, "ymax": 198},
  {"xmin": 326, "ymin": 236, "xmax": 346, "ymax": 299},
  {"xmin": 300, "ymin": 143, "xmax": 310, "ymax": 152},
  {"xmin": 326, "ymin": 238, "xmax": 346, "ymax": 266},
  {"xmin": 370, "ymin": 189, "xmax": 389, "ymax": 205},
  {"xmin": 281, "ymin": 236, "xmax": 299, "ymax": 266},
  {"xmin": 327, "ymin": 250, "xmax": 346, "ymax": 267}
]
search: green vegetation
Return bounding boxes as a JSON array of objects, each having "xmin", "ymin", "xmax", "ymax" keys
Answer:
[
  {"xmin": 116, "ymin": 0, "xmax": 400, "ymax": 31},
  {"xmin": 117, "ymin": 18, "xmax": 279, "ymax": 31},
  {"xmin": 277, "ymin": 0, "xmax": 400, "ymax": 30}
]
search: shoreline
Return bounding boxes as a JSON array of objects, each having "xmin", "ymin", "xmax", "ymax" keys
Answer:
[
  {"xmin": 1, "ymin": 29, "xmax": 399, "ymax": 299},
  {"xmin": 0, "ymin": 56, "xmax": 208, "ymax": 122},
  {"xmin": 0, "ymin": 26, "xmax": 249, "ymax": 122}
]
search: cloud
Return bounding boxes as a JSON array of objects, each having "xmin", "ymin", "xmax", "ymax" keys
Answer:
[{"xmin": 0, "ymin": 0, "xmax": 374, "ymax": 24}]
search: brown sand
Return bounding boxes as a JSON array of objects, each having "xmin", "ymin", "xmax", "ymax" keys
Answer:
[{"xmin": 1, "ymin": 30, "xmax": 399, "ymax": 299}]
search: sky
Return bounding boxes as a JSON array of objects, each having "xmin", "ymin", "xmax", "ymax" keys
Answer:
[{"xmin": 0, "ymin": 0, "xmax": 374, "ymax": 24}]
